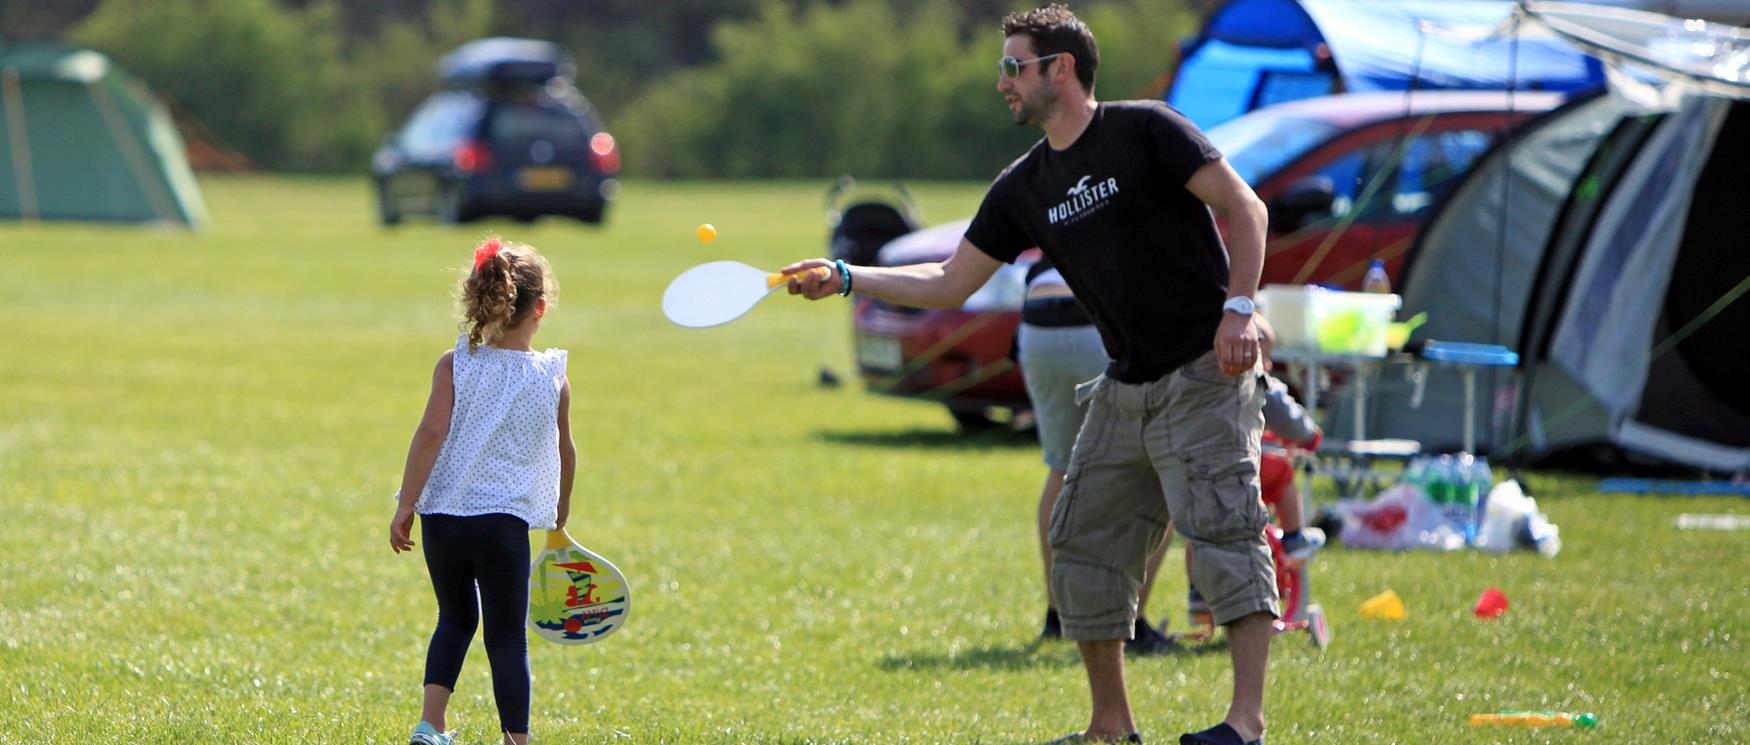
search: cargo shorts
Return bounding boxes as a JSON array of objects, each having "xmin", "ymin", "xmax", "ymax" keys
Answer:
[{"xmin": 1048, "ymin": 350, "xmax": 1278, "ymax": 640}]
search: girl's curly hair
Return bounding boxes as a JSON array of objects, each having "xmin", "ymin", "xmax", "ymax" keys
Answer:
[{"xmin": 459, "ymin": 237, "xmax": 557, "ymax": 352}]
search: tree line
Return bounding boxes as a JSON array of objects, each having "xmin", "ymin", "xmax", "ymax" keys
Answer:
[{"xmin": 62, "ymin": 0, "xmax": 1200, "ymax": 178}]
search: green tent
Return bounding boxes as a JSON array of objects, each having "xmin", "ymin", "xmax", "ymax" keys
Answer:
[{"xmin": 0, "ymin": 39, "xmax": 206, "ymax": 228}]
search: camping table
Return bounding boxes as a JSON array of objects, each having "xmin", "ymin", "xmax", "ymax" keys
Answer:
[
  {"xmin": 1270, "ymin": 342, "xmax": 1518, "ymax": 451},
  {"xmin": 1267, "ymin": 348, "xmax": 1411, "ymax": 443},
  {"xmin": 1412, "ymin": 341, "xmax": 1519, "ymax": 453},
  {"xmin": 1269, "ymin": 348, "xmax": 1419, "ymax": 496},
  {"xmin": 1269, "ymin": 342, "xmax": 1517, "ymax": 494}
]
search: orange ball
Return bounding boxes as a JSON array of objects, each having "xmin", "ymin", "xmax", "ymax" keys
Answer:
[{"xmin": 696, "ymin": 223, "xmax": 717, "ymax": 243}]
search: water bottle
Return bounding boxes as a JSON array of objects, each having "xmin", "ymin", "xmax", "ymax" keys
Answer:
[
  {"xmin": 1454, "ymin": 454, "xmax": 1479, "ymax": 505},
  {"xmin": 1427, "ymin": 454, "xmax": 1455, "ymax": 506},
  {"xmin": 1469, "ymin": 456, "xmax": 1493, "ymax": 535},
  {"xmin": 1405, "ymin": 455, "xmax": 1429, "ymax": 495},
  {"xmin": 1452, "ymin": 453, "xmax": 1479, "ymax": 542},
  {"xmin": 1362, "ymin": 259, "xmax": 1392, "ymax": 294}
]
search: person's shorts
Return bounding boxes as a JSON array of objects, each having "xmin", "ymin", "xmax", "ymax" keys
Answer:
[
  {"xmin": 1048, "ymin": 350, "xmax": 1279, "ymax": 638},
  {"xmin": 1017, "ymin": 322, "xmax": 1107, "ymax": 472}
]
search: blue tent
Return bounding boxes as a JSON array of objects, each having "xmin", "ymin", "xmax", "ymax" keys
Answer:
[{"xmin": 1167, "ymin": 0, "xmax": 1606, "ymax": 129}]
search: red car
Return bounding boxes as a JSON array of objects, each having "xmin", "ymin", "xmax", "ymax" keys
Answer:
[{"xmin": 838, "ymin": 91, "xmax": 1563, "ymax": 428}]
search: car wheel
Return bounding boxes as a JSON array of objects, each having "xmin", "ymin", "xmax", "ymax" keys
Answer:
[
  {"xmin": 376, "ymin": 183, "xmax": 401, "ymax": 227},
  {"xmin": 573, "ymin": 202, "xmax": 605, "ymax": 224},
  {"xmin": 947, "ymin": 404, "xmax": 1001, "ymax": 431},
  {"xmin": 437, "ymin": 182, "xmax": 469, "ymax": 225}
]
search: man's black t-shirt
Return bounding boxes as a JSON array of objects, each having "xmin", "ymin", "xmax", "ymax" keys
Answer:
[{"xmin": 966, "ymin": 100, "xmax": 1228, "ymax": 384}]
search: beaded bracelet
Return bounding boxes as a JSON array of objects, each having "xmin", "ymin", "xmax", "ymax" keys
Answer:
[{"xmin": 835, "ymin": 259, "xmax": 853, "ymax": 297}]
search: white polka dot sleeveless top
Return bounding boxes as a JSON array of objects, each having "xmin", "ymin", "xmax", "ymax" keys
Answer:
[{"xmin": 416, "ymin": 334, "xmax": 568, "ymax": 529}]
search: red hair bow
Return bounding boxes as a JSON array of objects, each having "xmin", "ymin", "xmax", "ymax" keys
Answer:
[{"xmin": 472, "ymin": 238, "xmax": 503, "ymax": 271}]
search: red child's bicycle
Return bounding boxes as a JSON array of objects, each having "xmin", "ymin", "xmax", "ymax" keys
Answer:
[
  {"xmin": 1267, "ymin": 523, "xmax": 1331, "ymax": 647},
  {"xmin": 1178, "ymin": 446, "xmax": 1331, "ymax": 649},
  {"xmin": 1179, "ymin": 526, "xmax": 1329, "ymax": 648}
]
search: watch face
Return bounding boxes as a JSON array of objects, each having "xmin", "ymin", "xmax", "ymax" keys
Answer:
[{"xmin": 1226, "ymin": 297, "xmax": 1254, "ymax": 315}]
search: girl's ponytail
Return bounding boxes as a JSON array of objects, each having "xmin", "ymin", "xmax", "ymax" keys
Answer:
[{"xmin": 459, "ymin": 237, "xmax": 556, "ymax": 351}]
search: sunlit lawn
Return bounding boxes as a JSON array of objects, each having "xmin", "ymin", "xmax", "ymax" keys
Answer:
[{"xmin": 0, "ymin": 176, "xmax": 1744, "ymax": 743}]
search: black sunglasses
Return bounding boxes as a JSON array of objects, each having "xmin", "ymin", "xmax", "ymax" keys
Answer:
[{"xmin": 999, "ymin": 53, "xmax": 1062, "ymax": 79}]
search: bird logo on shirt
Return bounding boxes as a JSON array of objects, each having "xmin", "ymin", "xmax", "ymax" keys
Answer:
[{"xmin": 1048, "ymin": 174, "xmax": 1121, "ymax": 226}]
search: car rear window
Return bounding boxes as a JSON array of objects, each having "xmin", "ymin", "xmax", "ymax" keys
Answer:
[
  {"xmin": 400, "ymin": 92, "xmax": 483, "ymax": 153},
  {"xmin": 1207, "ymin": 114, "xmax": 1340, "ymax": 187},
  {"xmin": 489, "ymin": 103, "xmax": 588, "ymax": 146}
]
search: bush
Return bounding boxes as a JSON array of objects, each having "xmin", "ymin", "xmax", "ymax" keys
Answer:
[
  {"xmin": 68, "ymin": 0, "xmax": 1197, "ymax": 177},
  {"xmin": 619, "ymin": 0, "xmax": 1038, "ymax": 180},
  {"xmin": 618, "ymin": 0, "xmax": 1199, "ymax": 180},
  {"xmin": 71, "ymin": 0, "xmax": 495, "ymax": 173},
  {"xmin": 72, "ymin": 0, "xmax": 377, "ymax": 171}
]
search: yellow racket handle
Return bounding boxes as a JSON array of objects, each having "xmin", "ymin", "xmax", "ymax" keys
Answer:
[
  {"xmin": 544, "ymin": 529, "xmax": 571, "ymax": 550},
  {"xmin": 766, "ymin": 265, "xmax": 833, "ymax": 289}
]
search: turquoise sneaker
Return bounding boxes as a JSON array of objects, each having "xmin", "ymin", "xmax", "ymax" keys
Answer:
[{"xmin": 409, "ymin": 721, "xmax": 453, "ymax": 745}]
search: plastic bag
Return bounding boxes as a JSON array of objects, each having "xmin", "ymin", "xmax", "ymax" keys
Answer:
[
  {"xmin": 1473, "ymin": 479, "xmax": 1561, "ymax": 557},
  {"xmin": 1333, "ymin": 484, "xmax": 1464, "ymax": 551}
]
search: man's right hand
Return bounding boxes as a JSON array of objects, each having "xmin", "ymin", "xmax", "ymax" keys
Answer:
[{"xmin": 780, "ymin": 258, "xmax": 841, "ymax": 299}]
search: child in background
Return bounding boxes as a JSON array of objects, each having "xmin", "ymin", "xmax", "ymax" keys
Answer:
[
  {"xmin": 1018, "ymin": 257, "xmax": 1177, "ymax": 654},
  {"xmin": 388, "ymin": 237, "xmax": 575, "ymax": 745},
  {"xmin": 1189, "ymin": 314, "xmax": 1324, "ymax": 626}
]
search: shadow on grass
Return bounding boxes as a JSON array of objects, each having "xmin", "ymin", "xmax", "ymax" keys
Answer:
[
  {"xmin": 878, "ymin": 641, "xmax": 1081, "ymax": 672},
  {"xmin": 877, "ymin": 637, "xmax": 1229, "ymax": 673},
  {"xmin": 815, "ymin": 427, "xmax": 1037, "ymax": 451}
]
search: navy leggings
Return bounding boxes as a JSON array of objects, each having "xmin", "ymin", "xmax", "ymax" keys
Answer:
[{"xmin": 420, "ymin": 513, "xmax": 531, "ymax": 734}]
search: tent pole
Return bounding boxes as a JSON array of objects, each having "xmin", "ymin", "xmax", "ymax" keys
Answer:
[
  {"xmin": 1490, "ymin": 10, "xmax": 1524, "ymax": 458},
  {"xmin": 1463, "ymin": 367, "xmax": 1477, "ymax": 453},
  {"xmin": 1, "ymin": 67, "xmax": 37, "ymax": 222},
  {"xmin": 86, "ymin": 79, "xmax": 178, "ymax": 224}
]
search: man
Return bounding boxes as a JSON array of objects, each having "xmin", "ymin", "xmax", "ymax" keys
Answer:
[{"xmin": 786, "ymin": 5, "xmax": 1275, "ymax": 744}]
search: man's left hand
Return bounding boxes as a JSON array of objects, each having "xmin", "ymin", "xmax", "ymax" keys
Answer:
[{"xmin": 1215, "ymin": 311, "xmax": 1259, "ymax": 377}]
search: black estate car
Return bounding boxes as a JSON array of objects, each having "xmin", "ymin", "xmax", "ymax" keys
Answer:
[{"xmin": 371, "ymin": 38, "xmax": 620, "ymax": 226}]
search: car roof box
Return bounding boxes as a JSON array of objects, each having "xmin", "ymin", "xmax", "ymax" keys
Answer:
[{"xmin": 440, "ymin": 37, "xmax": 575, "ymax": 85}]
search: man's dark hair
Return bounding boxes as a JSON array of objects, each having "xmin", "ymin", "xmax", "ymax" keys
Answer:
[{"xmin": 1001, "ymin": 4, "xmax": 1099, "ymax": 94}]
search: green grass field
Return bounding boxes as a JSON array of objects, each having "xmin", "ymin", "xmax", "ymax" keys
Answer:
[{"xmin": 1, "ymin": 177, "xmax": 1745, "ymax": 744}]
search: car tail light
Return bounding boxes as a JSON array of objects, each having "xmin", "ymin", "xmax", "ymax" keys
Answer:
[
  {"xmin": 454, "ymin": 140, "xmax": 492, "ymax": 173},
  {"xmin": 590, "ymin": 132, "xmax": 621, "ymax": 174}
]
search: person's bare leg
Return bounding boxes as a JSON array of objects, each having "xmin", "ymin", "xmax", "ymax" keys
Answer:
[
  {"xmin": 503, "ymin": 732, "xmax": 529, "ymax": 745},
  {"xmin": 1076, "ymin": 639, "xmax": 1136, "ymax": 739},
  {"xmin": 420, "ymin": 684, "xmax": 452, "ymax": 731},
  {"xmin": 1276, "ymin": 492, "xmax": 1304, "ymax": 533},
  {"xmin": 1224, "ymin": 611, "xmax": 1273, "ymax": 741},
  {"xmin": 1134, "ymin": 523, "xmax": 1171, "ymax": 623},
  {"xmin": 1038, "ymin": 468, "xmax": 1067, "ymax": 608}
]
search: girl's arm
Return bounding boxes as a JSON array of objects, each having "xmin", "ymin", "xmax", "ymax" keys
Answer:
[
  {"xmin": 389, "ymin": 351, "xmax": 456, "ymax": 553},
  {"xmin": 555, "ymin": 376, "xmax": 575, "ymax": 529}
]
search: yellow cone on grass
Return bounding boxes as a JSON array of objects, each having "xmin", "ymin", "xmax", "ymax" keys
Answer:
[{"xmin": 1359, "ymin": 590, "xmax": 1407, "ymax": 620}]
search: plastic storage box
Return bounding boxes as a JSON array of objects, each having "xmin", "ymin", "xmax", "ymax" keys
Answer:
[{"xmin": 1258, "ymin": 285, "xmax": 1401, "ymax": 356}]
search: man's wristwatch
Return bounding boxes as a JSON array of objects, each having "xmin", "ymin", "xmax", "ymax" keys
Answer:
[{"xmin": 1222, "ymin": 296, "xmax": 1256, "ymax": 317}]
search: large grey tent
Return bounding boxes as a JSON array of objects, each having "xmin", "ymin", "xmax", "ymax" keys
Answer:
[
  {"xmin": 1345, "ymin": 2, "xmax": 1750, "ymax": 472},
  {"xmin": 0, "ymin": 39, "xmax": 206, "ymax": 227}
]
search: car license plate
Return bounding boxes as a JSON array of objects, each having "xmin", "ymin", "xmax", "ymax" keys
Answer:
[
  {"xmin": 518, "ymin": 166, "xmax": 574, "ymax": 191},
  {"xmin": 856, "ymin": 335, "xmax": 902, "ymax": 371}
]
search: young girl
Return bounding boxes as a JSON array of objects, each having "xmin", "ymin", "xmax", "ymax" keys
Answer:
[{"xmin": 389, "ymin": 237, "xmax": 575, "ymax": 745}]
